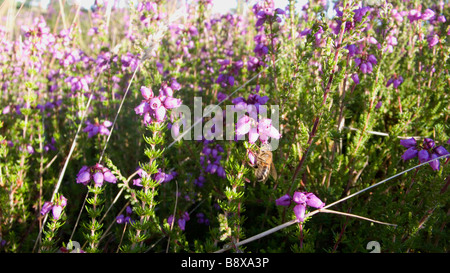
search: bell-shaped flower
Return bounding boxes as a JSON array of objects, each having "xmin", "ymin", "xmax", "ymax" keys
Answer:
[
  {"xmin": 52, "ymin": 205, "xmax": 63, "ymax": 220},
  {"xmin": 154, "ymin": 105, "xmax": 167, "ymax": 122},
  {"xmin": 164, "ymin": 97, "xmax": 182, "ymax": 109},
  {"xmin": 418, "ymin": 149, "xmax": 430, "ymax": 163},
  {"xmin": 236, "ymin": 115, "xmax": 252, "ymax": 135},
  {"xmin": 421, "ymin": 9, "xmax": 435, "ymax": 20},
  {"xmin": 400, "ymin": 137, "xmax": 416, "ymax": 148},
  {"xmin": 429, "ymin": 153, "xmax": 440, "ymax": 171},
  {"xmin": 305, "ymin": 193, "xmax": 325, "ymax": 208},
  {"xmin": 76, "ymin": 166, "xmax": 91, "ymax": 185},
  {"xmin": 140, "ymin": 86, "xmax": 153, "ymax": 100},
  {"xmin": 293, "ymin": 191, "xmax": 307, "ymax": 205},
  {"xmin": 275, "ymin": 194, "xmax": 292, "ymax": 207},
  {"xmin": 423, "ymin": 138, "xmax": 435, "ymax": 150},
  {"xmin": 401, "ymin": 147, "xmax": 418, "ymax": 161},
  {"xmin": 93, "ymin": 172, "xmax": 104, "ymax": 187},
  {"xmin": 103, "ymin": 171, "xmax": 117, "ymax": 183},
  {"xmin": 41, "ymin": 202, "xmax": 53, "ymax": 215},
  {"xmin": 249, "ymin": 127, "xmax": 259, "ymax": 143},
  {"xmin": 293, "ymin": 204, "xmax": 306, "ymax": 222}
]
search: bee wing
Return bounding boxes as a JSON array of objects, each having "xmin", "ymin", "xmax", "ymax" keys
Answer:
[{"xmin": 270, "ymin": 161, "xmax": 277, "ymax": 181}]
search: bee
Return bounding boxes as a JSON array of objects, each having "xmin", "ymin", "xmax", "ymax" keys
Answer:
[{"xmin": 249, "ymin": 144, "xmax": 278, "ymax": 183}]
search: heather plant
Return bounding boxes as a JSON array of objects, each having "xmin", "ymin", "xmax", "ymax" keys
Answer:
[{"xmin": 0, "ymin": 0, "xmax": 450, "ymax": 254}]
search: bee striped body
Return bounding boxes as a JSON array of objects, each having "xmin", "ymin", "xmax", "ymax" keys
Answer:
[{"xmin": 252, "ymin": 144, "xmax": 277, "ymax": 183}]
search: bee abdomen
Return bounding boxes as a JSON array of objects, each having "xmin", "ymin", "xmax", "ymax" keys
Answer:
[{"xmin": 256, "ymin": 166, "xmax": 270, "ymax": 182}]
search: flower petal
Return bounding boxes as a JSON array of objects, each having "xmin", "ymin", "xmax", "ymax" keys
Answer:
[{"xmin": 293, "ymin": 204, "xmax": 306, "ymax": 222}]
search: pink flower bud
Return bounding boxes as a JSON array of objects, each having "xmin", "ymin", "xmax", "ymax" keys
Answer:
[
  {"xmin": 164, "ymin": 97, "xmax": 181, "ymax": 109},
  {"xmin": 155, "ymin": 106, "xmax": 167, "ymax": 122},
  {"xmin": 293, "ymin": 204, "xmax": 306, "ymax": 222},
  {"xmin": 93, "ymin": 172, "xmax": 104, "ymax": 187},
  {"xmin": 140, "ymin": 86, "xmax": 153, "ymax": 100}
]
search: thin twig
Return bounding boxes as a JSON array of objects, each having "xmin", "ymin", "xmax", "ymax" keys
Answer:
[{"xmin": 320, "ymin": 209, "xmax": 397, "ymax": 227}]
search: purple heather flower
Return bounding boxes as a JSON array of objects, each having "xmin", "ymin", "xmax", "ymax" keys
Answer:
[
  {"xmin": 167, "ymin": 215, "xmax": 175, "ymax": 226},
  {"xmin": 103, "ymin": 171, "xmax": 117, "ymax": 183},
  {"xmin": 402, "ymin": 147, "xmax": 418, "ymax": 161},
  {"xmin": 126, "ymin": 206, "xmax": 132, "ymax": 215},
  {"xmin": 423, "ymin": 138, "xmax": 435, "ymax": 150},
  {"xmin": 257, "ymin": 118, "xmax": 281, "ymax": 143},
  {"xmin": 429, "ymin": 153, "xmax": 440, "ymax": 171},
  {"xmin": 52, "ymin": 205, "xmax": 63, "ymax": 220},
  {"xmin": 76, "ymin": 164, "xmax": 116, "ymax": 187},
  {"xmin": 84, "ymin": 120, "xmax": 112, "ymax": 138},
  {"xmin": 360, "ymin": 63, "xmax": 368, "ymax": 74},
  {"xmin": 427, "ymin": 34, "xmax": 439, "ymax": 48},
  {"xmin": 178, "ymin": 218, "xmax": 186, "ymax": 231},
  {"xmin": 93, "ymin": 172, "xmax": 104, "ymax": 187},
  {"xmin": 154, "ymin": 106, "xmax": 167, "ymax": 122},
  {"xmin": 141, "ymin": 86, "xmax": 153, "ymax": 100},
  {"xmin": 236, "ymin": 115, "xmax": 252, "ymax": 135},
  {"xmin": 367, "ymin": 37, "xmax": 378, "ymax": 45},
  {"xmin": 275, "ymin": 194, "xmax": 291, "ymax": 206},
  {"xmin": 375, "ymin": 100, "xmax": 383, "ymax": 109},
  {"xmin": 249, "ymin": 127, "xmax": 259, "ymax": 143},
  {"xmin": 26, "ymin": 144, "xmax": 34, "ymax": 154},
  {"xmin": 217, "ymin": 92, "xmax": 227, "ymax": 102},
  {"xmin": 149, "ymin": 97, "xmax": 162, "ymax": 110},
  {"xmin": 437, "ymin": 15, "xmax": 446, "ymax": 23},
  {"xmin": 293, "ymin": 192, "xmax": 307, "ymax": 204},
  {"xmin": 351, "ymin": 73, "xmax": 360, "ymax": 84},
  {"xmin": 41, "ymin": 201, "xmax": 53, "ymax": 215},
  {"xmin": 293, "ymin": 204, "xmax": 306, "ymax": 222},
  {"xmin": 434, "ymin": 146, "xmax": 449, "ymax": 157},
  {"xmin": 291, "ymin": 191, "xmax": 325, "ymax": 222},
  {"xmin": 421, "ymin": 9, "xmax": 435, "ymax": 21},
  {"xmin": 178, "ymin": 212, "xmax": 190, "ymax": 231},
  {"xmin": 41, "ymin": 195, "xmax": 67, "ymax": 220},
  {"xmin": 400, "ymin": 138, "xmax": 417, "ymax": 149},
  {"xmin": 418, "ymin": 149, "xmax": 431, "ymax": 164},
  {"xmin": 393, "ymin": 76, "xmax": 404, "ymax": 89},
  {"xmin": 164, "ymin": 97, "xmax": 182, "ymax": 109},
  {"xmin": 305, "ymin": 193, "xmax": 325, "ymax": 208},
  {"xmin": 367, "ymin": 55, "xmax": 377, "ymax": 66},
  {"xmin": 76, "ymin": 166, "xmax": 91, "ymax": 185},
  {"xmin": 116, "ymin": 214, "xmax": 126, "ymax": 224},
  {"xmin": 346, "ymin": 44, "xmax": 357, "ymax": 56},
  {"xmin": 408, "ymin": 9, "xmax": 422, "ymax": 22},
  {"xmin": 353, "ymin": 6, "xmax": 370, "ymax": 23},
  {"xmin": 2, "ymin": 105, "xmax": 10, "ymax": 114}
]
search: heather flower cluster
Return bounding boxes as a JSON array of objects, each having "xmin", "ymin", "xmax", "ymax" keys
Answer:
[
  {"xmin": 234, "ymin": 93, "xmax": 281, "ymax": 144},
  {"xmin": 76, "ymin": 163, "xmax": 117, "ymax": 186},
  {"xmin": 41, "ymin": 195, "xmax": 67, "ymax": 220},
  {"xmin": 253, "ymin": 0, "xmax": 285, "ymax": 28},
  {"xmin": 132, "ymin": 167, "xmax": 177, "ymax": 187},
  {"xmin": 168, "ymin": 212, "xmax": 190, "ymax": 231},
  {"xmin": 116, "ymin": 206, "xmax": 133, "ymax": 224},
  {"xmin": 386, "ymin": 75, "xmax": 404, "ymax": 89},
  {"xmin": 134, "ymin": 80, "xmax": 182, "ymax": 125},
  {"xmin": 197, "ymin": 140, "xmax": 226, "ymax": 185},
  {"xmin": 400, "ymin": 138, "xmax": 449, "ymax": 171},
  {"xmin": 83, "ymin": 120, "xmax": 112, "ymax": 138},
  {"xmin": 276, "ymin": 192, "xmax": 325, "ymax": 222}
]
